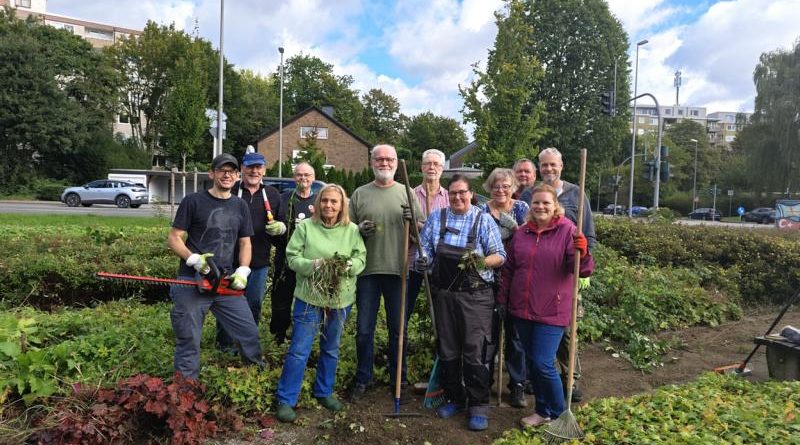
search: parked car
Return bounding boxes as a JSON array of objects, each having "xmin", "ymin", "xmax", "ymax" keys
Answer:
[
  {"xmin": 742, "ymin": 207, "xmax": 776, "ymax": 224},
  {"xmin": 630, "ymin": 206, "xmax": 650, "ymax": 217},
  {"xmin": 261, "ymin": 177, "xmax": 326, "ymax": 194},
  {"xmin": 61, "ymin": 180, "xmax": 149, "ymax": 208},
  {"xmin": 603, "ymin": 204, "xmax": 626, "ymax": 215},
  {"xmin": 688, "ymin": 207, "xmax": 722, "ymax": 221}
]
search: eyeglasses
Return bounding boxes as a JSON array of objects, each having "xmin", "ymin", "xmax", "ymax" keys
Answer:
[
  {"xmin": 294, "ymin": 173, "xmax": 313, "ymax": 178},
  {"xmin": 492, "ymin": 184, "xmax": 512, "ymax": 191},
  {"xmin": 450, "ymin": 189, "xmax": 471, "ymax": 197},
  {"xmin": 215, "ymin": 169, "xmax": 238, "ymax": 177},
  {"xmin": 422, "ymin": 161, "xmax": 443, "ymax": 168},
  {"xmin": 373, "ymin": 157, "xmax": 397, "ymax": 164}
]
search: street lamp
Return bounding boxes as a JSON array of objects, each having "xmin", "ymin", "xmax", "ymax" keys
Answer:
[
  {"xmin": 216, "ymin": 0, "xmax": 225, "ymax": 157},
  {"xmin": 690, "ymin": 138, "xmax": 699, "ymax": 211},
  {"xmin": 278, "ymin": 46, "xmax": 284, "ymax": 178},
  {"xmin": 628, "ymin": 38, "xmax": 648, "ymax": 217}
]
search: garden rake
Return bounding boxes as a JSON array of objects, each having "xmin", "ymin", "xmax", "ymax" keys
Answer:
[{"xmin": 544, "ymin": 149, "xmax": 587, "ymax": 444}]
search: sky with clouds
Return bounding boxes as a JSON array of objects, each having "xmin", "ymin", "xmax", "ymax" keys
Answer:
[{"xmin": 47, "ymin": 0, "xmax": 800, "ymax": 131}]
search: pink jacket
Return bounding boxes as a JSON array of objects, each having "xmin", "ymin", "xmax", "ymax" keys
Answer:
[{"xmin": 497, "ymin": 215, "xmax": 594, "ymax": 327}]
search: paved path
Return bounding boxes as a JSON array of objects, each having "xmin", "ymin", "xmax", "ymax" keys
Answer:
[{"xmin": 0, "ymin": 200, "xmax": 168, "ymax": 217}]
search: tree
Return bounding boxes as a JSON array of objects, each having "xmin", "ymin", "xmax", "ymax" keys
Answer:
[
  {"xmin": 295, "ymin": 130, "xmax": 326, "ymax": 169},
  {"xmin": 664, "ymin": 120, "xmax": 720, "ymax": 192},
  {"xmin": 522, "ymin": 0, "xmax": 631, "ymax": 181},
  {"xmin": 162, "ymin": 42, "xmax": 208, "ymax": 167},
  {"xmin": 401, "ymin": 112, "xmax": 468, "ymax": 158},
  {"xmin": 736, "ymin": 38, "xmax": 800, "ymax": 193},
  {"xmin": 361, "ymin": 88, "xmax": 403, "ymax": 145},
  {"xmin": 0, "ymin": 10, "xmax": 117, "ymax": 190},
  {"xmin": 460, "ymin": 0, "xmax": 546, "ymax": 174}
]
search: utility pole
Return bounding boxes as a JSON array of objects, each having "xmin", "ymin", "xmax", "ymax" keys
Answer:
[{"xmin": 215, "ymin": 0, "xmax": 225, "ymax": 157}]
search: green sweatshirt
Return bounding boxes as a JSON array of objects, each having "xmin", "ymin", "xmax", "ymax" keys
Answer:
[{"xmin": 286, "ymin": 218, "xmax": 367, "ymax": 308}]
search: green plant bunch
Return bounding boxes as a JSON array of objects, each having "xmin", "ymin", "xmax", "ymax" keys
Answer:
[
  {"xmin": 493, "ymin": 373, "xmax": 800, "ymax": 445},
  {"xmin": 596, "ymin": 218, "xmax": 800, "ymax": 305}
]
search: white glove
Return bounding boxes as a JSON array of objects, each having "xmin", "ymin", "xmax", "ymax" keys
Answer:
[
  {"xmin": 344, "ymin": 259, "xmax": 353, "ymax": 272},
  {"xmin": 186, "ymin": 253, "xmax": 214, "ymax": 275},
  {"xmin": 295, "ymin": 212, "xmax": 307, "ymax": 224},
  {"xmin": 229, "ymin": 266, "xmax": 251, "ymax": 290},
  {"xmin": 313, "ymin": 258, "xmax": 325, "ymax": 270},
  {"xmin": 266, "ymin": 221, "xmax": 287, "ymax": 236}
]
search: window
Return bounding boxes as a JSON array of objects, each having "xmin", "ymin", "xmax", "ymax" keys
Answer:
[
  {"xmin": 725, "ymin": 115, "xmax": 735, "ymax": 123},
  {"xmin": 664, "ymin": 109, "xmax": 672, "ymax": 115},
  {"xmin": 725, "ymin": 135, "xmax": 735, "ymax": 142},
  {"xmin": 650, "ymin": 118, "xmax": 658, "ymax": 125},
  {"xmin": 16, "ymin": 0, "xmax": 32, "ymax": 8},
  {"xmin": 638, "ymin": 117, "xmax": 646, "ymax": 124},
  {"xmin": 300, "ymin": 126, "xmax": 328, "ymax": 139},
  {"xmin": 85, "ymin": 28, "xmax": 114, "ymax": 41},
  {"xmin": 727, "ymin": 124, "xmax": 737, "ymax": 131},
  {"xmin": 678, "ymin": 109, "xmax": 684, "ymax": 116},
  {"xmin": 690, "ymin": 109, "xmax": 699, "ymax": 116},
  {"xmin": 117, "ymin": 113, "xmax": 130, "ymax": 124},
  {"xmin": 60, "ymin": 24, "xmax": 74, "ymax": 33},
  {"xmin": 292, "ymin": 149, "xmax": 301, "ymax": 161}
]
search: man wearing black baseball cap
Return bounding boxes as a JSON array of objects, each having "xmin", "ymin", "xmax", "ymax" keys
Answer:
[
  {"xmin": 166, "ymin": 153, "xmax": 264, "ymax": 378},
  {"xmin": 215, "ymin": 150, "xmax": 285, "ymax": 352}
]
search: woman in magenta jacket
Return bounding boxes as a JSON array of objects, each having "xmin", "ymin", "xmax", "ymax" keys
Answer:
[{"xmin": 497, "ymin": 184, "xmax": 594, "ymax": 428}]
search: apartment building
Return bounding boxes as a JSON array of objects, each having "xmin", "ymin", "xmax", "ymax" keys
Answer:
[
  {"xmin": 707, "ymin": 111, "xmax": 752, "ymax": 150},
  {"xmin": 2, "ymin": 0, "xmax": 142, "ymax": 138},
  {"xmin": 629, "ymin": 104, "xmax": 751, "ymax": 151}
]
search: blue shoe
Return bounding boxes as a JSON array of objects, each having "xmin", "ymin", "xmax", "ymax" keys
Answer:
[
  {"xmin": 436, "ymin": 402, "xmax": 465, "ymax": 419},
  {"xmin": 468, "ymin": 415, "xmax": 489, "ymax": 431}
]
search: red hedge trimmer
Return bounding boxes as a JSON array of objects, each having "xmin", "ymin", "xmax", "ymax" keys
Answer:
[{"xmin": 96, "ymin": 257, "xmax": 244, "ymax": 296}]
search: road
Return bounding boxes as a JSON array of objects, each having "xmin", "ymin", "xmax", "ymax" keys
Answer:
[{"xmin": 0, "ymin": 200, "xmax": 166, "ymax": 217}]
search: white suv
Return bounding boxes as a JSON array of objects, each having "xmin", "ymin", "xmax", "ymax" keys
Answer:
[{"xmin": 61, "ymin": 180, "xmax": 149, "ymax": 208}]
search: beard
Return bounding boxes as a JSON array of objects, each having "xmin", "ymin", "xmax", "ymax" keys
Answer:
[{"xmin": 373, "ymin": 167, "xmax": 396, "ymax": 182}]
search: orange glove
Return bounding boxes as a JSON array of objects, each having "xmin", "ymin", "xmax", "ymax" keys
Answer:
[{"xmin": 573, "ymin": 233, "xmax": 588, "ymax": 257}]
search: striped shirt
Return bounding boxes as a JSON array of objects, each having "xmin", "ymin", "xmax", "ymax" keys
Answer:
[{"xmin": 414, "ymin": 184, "xmax": 449, "ymax": 216}]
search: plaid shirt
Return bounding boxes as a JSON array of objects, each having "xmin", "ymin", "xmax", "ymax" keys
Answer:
[{"xmin": 419, "ymin": 205, "xmax": 506, "ymax": 282}]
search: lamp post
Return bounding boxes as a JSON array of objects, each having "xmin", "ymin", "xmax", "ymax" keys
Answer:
[
  {"xmin": 690, "ymin": 138, "xmax": 699, "ymax": 211},
  {"xmin": 278, "ymin": 47, "xmax": 285, "ymax": 178},
  {"xmin": 628, "ymin": 39, "xmax": 648, "ymax": 217},
  {"xmin": 216, "ymin": 0, "xmax": 225, "ymax": 157}
]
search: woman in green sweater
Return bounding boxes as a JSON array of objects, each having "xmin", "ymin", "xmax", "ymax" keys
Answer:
[{"xmin": 275, "ymin": 184, "xmax": 367, "ymax": 422}]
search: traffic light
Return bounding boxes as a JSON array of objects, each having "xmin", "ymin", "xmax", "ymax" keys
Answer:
[
  {"xmin": 660, "ymin": 160, "xmax": 670, "ymax": 182},
  {"xmin": 642, "ymin": 160, "xmax": 655, "ymax": 181},
  {"xmin": 600, "ymin": 91, "xmax": 613, "ymax": 116}
]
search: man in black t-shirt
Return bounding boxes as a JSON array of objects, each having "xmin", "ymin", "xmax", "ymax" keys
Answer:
[
  {"xmin": 270, "ymin": 162, "xmax": 316, "ymax": 343},
  {"xmin": 166, "ymin": 153, "xmax": 263, "ymax": 378}
]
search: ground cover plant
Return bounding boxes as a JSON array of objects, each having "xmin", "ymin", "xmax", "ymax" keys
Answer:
[{"xmin": 493, "ymin": 373, "xmax": 800, "ymax": 444}]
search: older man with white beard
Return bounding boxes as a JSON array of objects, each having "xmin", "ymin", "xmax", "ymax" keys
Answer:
[{"xmin": 348, "ymin": 144, "xmax": 424, "ymax": 403}]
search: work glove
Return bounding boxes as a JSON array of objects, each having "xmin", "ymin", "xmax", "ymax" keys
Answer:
[
  {"xmin": 266, "ymin": 220, "xmax": 287, "ymax": 236},
  {"xmin": 579, "ymin": 277, "xmax": 591, "ymax": 290},
  {"xmin": 573, "ymin": 233, "xmax": 588, "ymax": 258},
  {"xmin": 358, "ymin": 220, "xmax": 376, "ymax": 237},
  {"xmin": 186, "ymin": 253, "xmax": 214, "ymax": 275},
  {"xmin": 497, "ymin": 212, "xmax": 518, "ymax": 242},
  {"xmin": 494, "ymin": 303, "xmax": 507, "ymax": 322},
  {"xmin": 414, "ymin": 255, "xmax": 429, "ymax": 272},
  {"xmin": 229, "ymin": 266, "xmax": 251, "ymax": 290},
  {"xmin": 312, "ymin": 258, "xmax": 325, "ymax": 270},
  {"xmin": 401, "ymin": 204, "xmax": 413, "ymax": 222},
  {"xmin": 344, "ymin": 259, "xmax": 353, "ymax": 272}
]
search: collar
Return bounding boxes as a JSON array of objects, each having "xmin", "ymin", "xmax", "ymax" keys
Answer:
[{"xmin": 525, "ymin": 215, "xmax": 561, "ymax": 234}]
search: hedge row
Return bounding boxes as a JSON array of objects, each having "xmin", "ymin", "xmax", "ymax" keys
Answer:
[{"xmin": 596, "ymin": 218, "xmax": 800, "ymax": 305}]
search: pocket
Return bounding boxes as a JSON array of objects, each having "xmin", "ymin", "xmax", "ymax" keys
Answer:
[{"xmin": 531, "ymin": 292, "xmax": 560, "ymax": 318}]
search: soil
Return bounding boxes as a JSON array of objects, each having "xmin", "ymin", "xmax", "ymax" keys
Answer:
[{"xmin": 222, "ymin": 306, "xmax": 800, "ymax": 445}]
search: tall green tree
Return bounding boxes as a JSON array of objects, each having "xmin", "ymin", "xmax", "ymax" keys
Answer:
[
  {"xmin": 460, "ymin": 0, "xmax": 545, "ymax": 173},
  {"xmin": 0, "ymin": 10, "xmax": 117, "ymax": 190},
  {"xmin": 402, "ymin": 112, "xmax": 468, "ymax": 158},
  {"xmin": 737, "ymin": 38, "xmax": 800, "ymax": 193},
  {"xmin": 664, "ymin": 120, "xmax": 720, "ymax": 194},
  {"xmin": 523, "ymin": 0, "xmax": 630, "ymax": 180},
  {"xmin": 162, "ymin": 42, "xmax": 208, "ymax": 167},
  {"xmin": 361, "ymin": 88, "xmax": 403, "ymax": 145}
]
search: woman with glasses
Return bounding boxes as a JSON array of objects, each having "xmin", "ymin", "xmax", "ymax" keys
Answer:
[
  {"xmin": 275, "ymin": 184, "xmax": 367, "ymax": 423},
  {"xmin": 416, "ymin": 174, "xmax": 506, "ymax": 431},
  {"xmin": 479, "ymin": 168, "xmax": 530, "ymax": 408}
]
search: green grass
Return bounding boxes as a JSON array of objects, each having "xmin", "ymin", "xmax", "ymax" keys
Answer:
[{"xmin": 0, "ymin": 213, "xmax": 170, "ymax": 228}]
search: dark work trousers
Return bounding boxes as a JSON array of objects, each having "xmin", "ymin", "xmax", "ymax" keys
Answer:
[
  {"xmin": 170, "ymin": 278, "xmax": 263, "ymax": 379},
  {"xmin": 405, "ymin": 270, "xmax": 424, "ymax": 330},
  {"xmin": 504, "ymin": 314, "xmax": 529, "ymax": 388},
  {"xmin": 269, "ymin": 258, "xmax": 295, "ymax": 343},
  {"xmin": 434, "ymin": 286, "xmax": 495, "ymax": 417}
]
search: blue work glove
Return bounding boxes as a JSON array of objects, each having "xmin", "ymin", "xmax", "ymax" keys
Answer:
[
  {"xmin": 186, "ymin": 253, "xmax": 214, "ymax": 275},
  {"xmin": 229, "ymin": 266, "xmax": 251, "ymax": 290},
  {"xmin": 266, "ymin": 220, "xmax": 287, "ymax": 236}
]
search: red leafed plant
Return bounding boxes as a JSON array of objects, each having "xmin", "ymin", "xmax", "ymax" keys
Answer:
[{"xmin": 34, "ymin": 373, "xmax": 220, "ymax": 445}]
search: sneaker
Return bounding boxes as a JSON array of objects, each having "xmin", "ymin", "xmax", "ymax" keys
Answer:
[
  {"xmin": 468, "ymin": 415, "xmax": 488, "ymax": 431},
  {"xmin": 510, "ymin": 383, "xmax": 528, "ymax": 408},
  {"xmin": 349, "ymin": 383, "xmax": 368, "ymax": 403},
  {"xmin": 276, "ymin": 403, "xmax": 297, "ymax": 423},
  {"xmin": 523, "ymin": 380, "xmax": 535, "ymax": 395},
  {"xmin": 436, "ymin": 402, "xmax": 466, "ymax": 419},
  {"xmin": 519, "ymin": 413, "xmax": 550, "ymax": 428},
  {"xmin": 316, "ymin": 396, "xmax": 344, "ymax": 412},
  {"xmin": 570, "ymin": 385, "xmax": 583, "ymax": 403}
]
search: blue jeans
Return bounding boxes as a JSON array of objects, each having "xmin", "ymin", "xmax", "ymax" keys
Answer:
[
  {"xmin": 216, "ymin": 265, "xmax": 268, "ymax": 350},
  {"xmin": 514, "ymin": 318, "xmax": 565, "ymax": 418},
  {"xmin": 355, "ymin": 274, "xmax": 407, "ymax": 386},
  {"xmin": 170, "ymin": 277, "xmax": 263, "ymax": 379},
  {"xmin": 276, "ymin": 300, "xmax": 351, "ymax": 407}
]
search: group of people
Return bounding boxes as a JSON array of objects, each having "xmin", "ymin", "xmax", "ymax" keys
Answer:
[{"xmin": 166, "ymin": 143, "xmax": 595, "ymax": 432}]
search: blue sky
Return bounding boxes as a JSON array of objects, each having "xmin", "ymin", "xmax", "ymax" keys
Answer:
[{"xmin": 47, "ymin": 0, "xmax": 800, "ymax": 135}]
